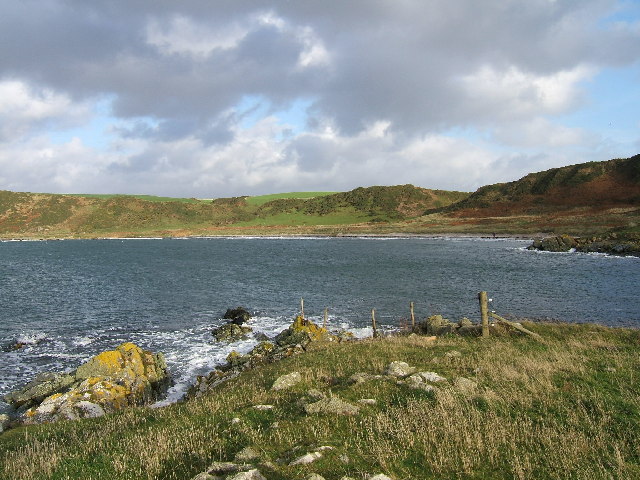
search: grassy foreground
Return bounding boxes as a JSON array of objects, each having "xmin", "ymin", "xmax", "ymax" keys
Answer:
[{"xmin": 1, "ymin": 322, "xmax": 640, "ymax": 479}]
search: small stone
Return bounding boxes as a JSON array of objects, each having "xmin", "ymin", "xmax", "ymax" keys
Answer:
[
  {"xmin": 306, "ymin": 389, "xmax": 326, "ymax": 400},
  {"xmin": 316, "ymin": 446, "xmax": 334, "ymax": 451},
  {"xmin": 75, "ymin": 401, "xmax": 106, "ymax": 418},
  {"xmin": 358, "ymin": 398, "xmax": 377, "ymax": 405},
  {"xmin": 227, "ymin": 470, "xmax": 267, "ymax": 480},
  {"xmin": 412, "ymin": 372, "xmax": 447, "ymax": 383},
  {"xmin": 253, "ymin": 405, "xmax": 274, "ymax": 411},
  {"xmin": 231, "ymin": 417, "xmax": 241, "ymax": 424},
  {"xmin": 368, "ymin": 475, "xmax": 393, "ymax": 480},
  {"xmin": 339, "ymin": 454, "xmax": 350, "ymax": 464},
  {"xmin": 444, "ymin": 350, "xmax": 462, "ymax": 359},
  {"xmin": 271, "ymin": 371, "xmax": 302, "ymax": 391},
  {"xmin": 190, "ymin": 473, "xmax": 219, "ymax": 480},
  {"xmin": 348, "ymin": 372, "xmax": 374, "ymax": 384},
  {"xmin": 235, "ymin": 447, "xmax": 260, "ymax": 462},
  {"xmin": 385, "ymin": 361, "xmax": 416, "ymax": 377},
  {"xmin": 289, "ymin": 452, "xmax": 323, "ymax": 466},
  {"xmin": 605, "ymin": 367, "xmax": 617, "ymax": 373},
  {"xmin": 306, "ymin": 474, "xmax": 326, "ymax": 480},
  {"xmin": 340, "ymin": 477, "xmax": 357, "ymax": 480}
]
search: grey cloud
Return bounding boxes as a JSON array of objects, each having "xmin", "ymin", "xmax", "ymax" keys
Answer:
[{"xmin": 2, "ymin": 0, "xmax": 638, "ymax": 138}]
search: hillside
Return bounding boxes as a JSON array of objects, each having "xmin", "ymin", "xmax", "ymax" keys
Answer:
[
  {"xmin": 442, "ymin": 154, "xmax": 640, "ymax": 217},
  {"xmin": 2, "ymin": 322, "xmax": 640, "ymax": 479},
  {"xmin": 0, "ymin": 185, "xmax": 466, "ymax": 238}
]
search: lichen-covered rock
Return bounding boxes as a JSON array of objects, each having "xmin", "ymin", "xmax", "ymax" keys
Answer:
[
  {"xmin": 3, "ymin": 372, "xmax": 76, "ymax": 409},
  {"xmin": 6, "ymin": 342, "xmax": 170, "ymax": 427},
  {"xmin": 212, "ymin": 323, "xmax": 253, "ymax": 342},
  {"xmin": 385, "ymin": 361, "xmax": 416, "ymax": 378},
  {"xmin": 223, "ymin": 307, "xmax": 252, "ymax": 325},
  {"xmin": 305, "ymin": 395, "xmax": 360, "ymax": 416},
  {"xmin": 275, "ymin": 315, "xmax": 335, "ymax": 347},
  {"xmin": 271, "ymin": 371, "xmax": 302, "ymax": 391}
]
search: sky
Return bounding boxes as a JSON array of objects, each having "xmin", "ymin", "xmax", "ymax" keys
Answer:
[{"xmin": 0, "ymin": 0, "xmax": 639, "ymax": 198}]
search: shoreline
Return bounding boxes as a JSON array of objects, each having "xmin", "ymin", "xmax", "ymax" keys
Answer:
[{"xmin": 0, "ymin": 232, "xmax": 537, "ymax": 242}]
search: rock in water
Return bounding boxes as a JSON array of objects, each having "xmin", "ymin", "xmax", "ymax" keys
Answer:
[
  {"xmin": 5, "ymin": 342, "xmax": 170, "ymax": 426},
  {"xmin": 212, "ymin": 323, "xmax": 253, "ymax": 342},
  {"xmin": 223, "ymin": 307, "xmax": 252, "ymax": 325}
]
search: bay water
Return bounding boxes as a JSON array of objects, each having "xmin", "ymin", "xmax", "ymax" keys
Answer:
[{"xmin": 1, "ymin": 236, "xmax": 638, "ymax": 412}]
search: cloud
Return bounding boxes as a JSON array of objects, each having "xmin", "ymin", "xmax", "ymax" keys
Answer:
[{"xmin": 0, "ymin": 0, "xmax": 639, "ymax": 196}]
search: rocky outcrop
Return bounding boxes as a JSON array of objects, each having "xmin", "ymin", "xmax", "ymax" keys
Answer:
[
  {"xmin": 212, "ymin": 307, "xmax": 254, "ymax": 341},
  {"xmin": 3, "ymin": 342, "xmax": 170, "ymax": 426},
  {"xmin": 189, "ymin": 316, "xmax": 343, "ymax": 400},
  {"xmin": 223, "ymin": 307, "xmax": 252, "ymax": 325},
  {"xmin": 213, "ymin": 323, "xmax": 253, "ymax": 342},
  {"xmin": 528, "ymin": 233, "xmax": 640, "ymax": 256}
]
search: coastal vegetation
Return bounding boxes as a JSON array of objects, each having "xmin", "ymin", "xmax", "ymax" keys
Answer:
[
  {"xmin": 1, "ymin": 320, "xmax": 639, "ymax": 479},
  {"xmin": 1, "ymin": 154, "xmax": 638, "ymax": 239}
]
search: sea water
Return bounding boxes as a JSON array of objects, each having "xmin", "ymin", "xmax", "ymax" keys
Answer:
[{"xmin": 1, "ymin": 236, "xmax": 638, "ymax": 412}]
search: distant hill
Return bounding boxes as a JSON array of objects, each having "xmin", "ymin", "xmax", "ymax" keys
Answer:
[
  {"xmin": 0, "ymin": 185, "xmax": 466, "ymax": 237},
  {"xmin": 442, "ymin": 154, "xmax": 640, "ymax": 217},
  {"xmin": 254, "ymin": 185, "xmax": 469, "ymax": 222}
]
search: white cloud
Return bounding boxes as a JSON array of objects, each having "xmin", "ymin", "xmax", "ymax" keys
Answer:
[
  {"xmin": 0, "ymin": 80, "xmax": 90, "ymax": 140},
  {"xmin": 458, "ymin": 64, "xmax": 595, "ymax": 121}
]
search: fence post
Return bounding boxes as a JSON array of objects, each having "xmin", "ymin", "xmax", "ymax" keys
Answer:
[
  {"xmin": 371, "ymin": 309, "xmax": 379, "ymax": 338},
  {"xmin": 300, "ymin": 298, "xmax": 304, "ymax": 319},
  {"xmin": 478, "ymin": 291, "xmax": 489, "ymax": 337},
  {"xmin": 410, "ymin": 301, "xmax": 415, "ymax": 331},
  {"xmin": 323, "ymin": 308, "xmax": 328, "ymax": 329}
]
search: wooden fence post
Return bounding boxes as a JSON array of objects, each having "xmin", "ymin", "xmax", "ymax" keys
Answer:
[
  {"xmin": 478, "ymin": 291, "xmax": 489, "ymax": 337},
  {"xmin": 410, "ymin": 301, "xmax": 415, "ymax": 331},
  {"xmin": 323, "ymin": 308, "xmax": 328, "ymax": 329},
  {"xmin": 371, "ymin": 309, "xmax": 379, "ymax": 338},
  {"xmin": 300, "ymin": 298, "xmax": 304, "ymax": 319}
]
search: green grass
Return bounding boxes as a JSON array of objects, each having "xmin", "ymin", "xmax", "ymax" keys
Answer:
[
  {"xmin": 245, "ymin": 192, "xmax": 337, "ymax": 207},
  {"xmin": 2, "ymin": 322, "xmax": 640, "ymax": 479},
  {"xmin": 66, "ymin": 194, "xmax": 205, "ymax": 204}
]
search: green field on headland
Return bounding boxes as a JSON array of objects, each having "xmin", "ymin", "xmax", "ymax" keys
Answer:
[{"xmin": 2, "ymin": 321, "xmax": 640, "ymax": 479}]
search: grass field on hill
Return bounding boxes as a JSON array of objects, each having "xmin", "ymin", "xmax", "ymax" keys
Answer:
[
  {"xmin": 245, "ymin": 191, "xmax": 338, "ymax": 206},
  {"xmin": 2, "ymin": 322, "xmax": 639, "ymax": 479},
  {"xmin": 66, "ymin": 194, "xmax": 206, "ymax": 204}
]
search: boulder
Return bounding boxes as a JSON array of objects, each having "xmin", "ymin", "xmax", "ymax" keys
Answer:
[
  {"xmin": 3, "ymin": 372, "xmax": 76, "ymax": 409},
  {"xmin": 305, "ymin": 395, "xmax": 360, "ymax": 416},
  {"xmin": 223, "ymin": 307, "xmax": 252, "ymax": 325},
  {"xmin": 271, "ymin": 371, "xmax": 302, "ymax": 391},
  {"xmin": 212, "ymin": 323, "xmax": 253, "ymax": 342},
  {"xmin": 385, "ymin": 361, "xmax": 416, "ymax": 378},
  {"xmin": 6, "ymin": 342, "xmax": 170, "ymax": 426}
]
